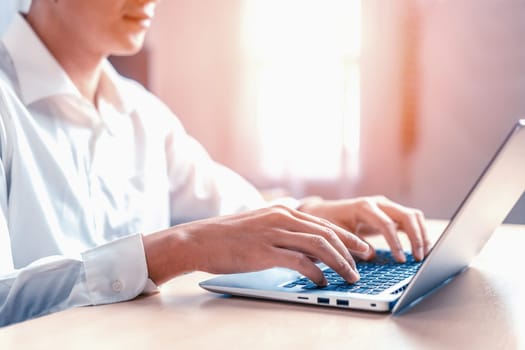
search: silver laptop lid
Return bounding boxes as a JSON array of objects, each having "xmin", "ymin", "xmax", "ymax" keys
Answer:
[{"xmin": 393, "ymin": 119, "xmax": 525, "ymax": 314}]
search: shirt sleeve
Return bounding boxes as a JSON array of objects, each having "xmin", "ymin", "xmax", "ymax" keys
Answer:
[
  {"xmin": 0, "ymin": 146, "xmax": 149, "ymax": 327},
  {"xmin": 161, "ymin": 112, "xmax": 309, "ymax": 224},
  {"xmin": 0, "ymin": 68, "xmax": 159, "ymax": 328},
  {"xmin": 124, "ymin": 78, "xmax": 301, "ymax": 223},
  {"xmin": 163, "ymin": 114, "xmax": 268, "ymax": 224},
  {"xmin": 0, "ymin": 230, "xmax": 149, "ymax": 327}
]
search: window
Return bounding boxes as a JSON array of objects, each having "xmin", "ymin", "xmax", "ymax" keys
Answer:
[{"xmin": 243, "ymin": 0, "xmax": 361, "ymax": 181}]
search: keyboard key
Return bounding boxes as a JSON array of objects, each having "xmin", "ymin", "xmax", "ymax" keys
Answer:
[{"xmin": 296, "ymin": 251, "xmax": 423, "ymax": 294}]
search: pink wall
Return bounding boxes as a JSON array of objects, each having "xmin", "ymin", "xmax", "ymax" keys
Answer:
[
  {"xmin": 354, "ymin": 0, "xmax": 525, "ymax": 222},
  {"xmin": 146, "ymin": 0, "xmax": 525, "ymax": 221},
  {"xmin": 357, "ymin": 1, "xmax": 408, "ymax": 199},
  {"xmin": 147, "ymin": 0, "xmax": 244, "ymax": 171},
  {"xmin": 409, "ymin": 0, "xmax": 525, "ymax": 220}
]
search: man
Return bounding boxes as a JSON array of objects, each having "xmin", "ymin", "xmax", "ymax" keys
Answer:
[{"xmin": 0, "ymin": 0, "xmax": 430, "ymax": 326}]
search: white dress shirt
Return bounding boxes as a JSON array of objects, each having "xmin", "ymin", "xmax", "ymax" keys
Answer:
[{"xmin": 0, "ymin": 14, "xmax": 282, "ymax": 326}]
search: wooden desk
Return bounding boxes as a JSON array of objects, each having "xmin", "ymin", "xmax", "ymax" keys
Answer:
[{"xmin": 1, "ymin": 221, "xmax": 524, "ymax": 350}]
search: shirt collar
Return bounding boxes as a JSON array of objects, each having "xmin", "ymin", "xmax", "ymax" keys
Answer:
[
  {"xmin": 98, "ymin": 61, "xmax": 135, "ymax": 115},
  {"xmin": 2, "ymin": 14, "xmax": 81, "ymax": 105},
  {"xmin": 2, "ymin": 14, "xmax": 134, "ymax": 116}
]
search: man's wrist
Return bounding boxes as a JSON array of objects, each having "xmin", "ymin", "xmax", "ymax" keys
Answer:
[{"xmin": 142, "ymin": 229, "xmax": 192, "ymax": 285}]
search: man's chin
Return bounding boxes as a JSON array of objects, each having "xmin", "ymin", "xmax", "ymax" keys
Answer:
[{"xmin": 112, "ymin": 36, "xmax": 147, "ymax": 56}]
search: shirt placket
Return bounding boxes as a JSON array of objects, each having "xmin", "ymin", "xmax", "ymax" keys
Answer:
[{"xmin": 71, "ymin": 100, "xmax": 106, "ymax": 243}]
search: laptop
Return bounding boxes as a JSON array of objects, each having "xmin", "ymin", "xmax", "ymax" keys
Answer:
[{"xmin": 200, "ymin": 119, "xmax": 525, "ymax": 314}]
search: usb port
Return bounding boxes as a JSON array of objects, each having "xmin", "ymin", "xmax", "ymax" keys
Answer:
[
  {"xmin": 336, "ymin": 299, "xmax": 349, "ymax": 306},
  {"xmin": 317, "ymin": 297, "xmax": 330, "ymax": 305}
]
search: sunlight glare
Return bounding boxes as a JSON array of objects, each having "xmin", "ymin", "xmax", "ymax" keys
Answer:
[{"xmin": 244, "ymin": 0, "xmax": 361, "ymax": 179}]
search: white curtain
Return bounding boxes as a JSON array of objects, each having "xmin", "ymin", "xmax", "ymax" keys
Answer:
[{"xmin": 241, "ymin": 0, "xmax": 362, "ymax": 198}]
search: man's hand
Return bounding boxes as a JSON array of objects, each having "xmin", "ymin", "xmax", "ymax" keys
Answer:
[
  {"xmin": 298, "ymin": 196, "xmax": 431, "ymax": 262},
  {"xmin": 142, "ymin": 205, "xmax": 370, "ymax": 286}
]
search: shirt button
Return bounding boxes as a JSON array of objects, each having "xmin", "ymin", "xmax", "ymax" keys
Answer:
[{"xmin": 112, "ymin": 280, "xmax": 123, "ymax": 293}]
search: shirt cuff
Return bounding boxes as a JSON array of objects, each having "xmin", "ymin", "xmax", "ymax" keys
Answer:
[{"xmin": 81, "ymin": 234, "xmax": 149, "ymax": 305}]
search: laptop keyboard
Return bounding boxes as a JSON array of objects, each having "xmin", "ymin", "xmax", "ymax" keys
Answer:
[{"xmin": 282, "ymin": 250, "xmax": 422, "ymax": 295}]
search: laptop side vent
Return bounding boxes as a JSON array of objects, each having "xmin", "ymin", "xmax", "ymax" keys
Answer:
[{"xmin": 391, "ymin": 285, "xmax": 408, "ymax": 295}]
